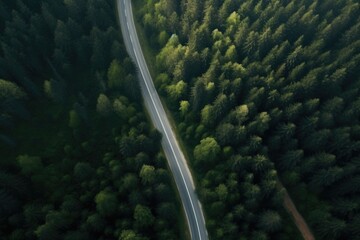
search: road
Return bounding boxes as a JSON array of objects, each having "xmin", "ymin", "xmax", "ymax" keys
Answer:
[{"xmin": 117, "ymin": 1, "xmax": 208, "ymax": 239}]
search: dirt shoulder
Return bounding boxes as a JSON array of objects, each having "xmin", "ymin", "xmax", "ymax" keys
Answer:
[{"xmin": 278, "ymin": 181, "xmax": 316, "ymax": 240}]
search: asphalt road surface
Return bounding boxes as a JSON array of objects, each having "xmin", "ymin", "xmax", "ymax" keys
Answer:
[{"xmin": 117, "ymin": 1, "xmax": 208, "ymax": 239}]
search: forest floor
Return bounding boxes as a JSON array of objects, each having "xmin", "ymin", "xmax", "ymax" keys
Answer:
[{"xmin": 278, "ymin": 181, "xmax": 315, "ymax": 240}]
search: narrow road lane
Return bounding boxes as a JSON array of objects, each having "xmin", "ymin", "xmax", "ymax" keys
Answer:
[{"xmin": 117, "ymin": 1, "xmax": 208, "ymax": 239}]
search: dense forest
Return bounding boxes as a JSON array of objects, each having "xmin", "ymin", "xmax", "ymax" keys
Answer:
[
  {"xmin": 135, "ymin": 0, "xmax": 360, "ymax": 239},
  {"xmin": 0, "ymin": 0, "xmax": 183, "ymax": 239}
]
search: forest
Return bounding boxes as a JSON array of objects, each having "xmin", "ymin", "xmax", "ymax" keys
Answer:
[
  {"xmin": 0, "ymin": 0, "xmax": 183, "ymax": 239},
  {"xmin": 1, "ymin": 0, "xmax": 360, "ymax": 239},
  {"xmin": 135, "ymin": 0, "xmax": 360, "ymax": 239}
]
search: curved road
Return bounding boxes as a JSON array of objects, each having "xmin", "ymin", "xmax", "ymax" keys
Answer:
[{"xmin": 117, "ymin": 1, "xmax": 208, "ymax": 239}]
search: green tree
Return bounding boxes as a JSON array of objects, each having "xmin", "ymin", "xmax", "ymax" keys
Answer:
[
  {"xmin": 96, "ymin": 93, "xmax": 111, "ymax": 116},
  {"xmin": 74, "ymin": 162, "xmax": 94, "ymax": 182},
  {"xmin": 0, "ymin": 189, "xmax": 21, "ymax": 218},
  {"xmin": 0, "ymin": 79, "xmax": 26, "ymax": 101},
  {"xmin": 86, "ymin": 213, "xmax": 105, "ymax": 233},
  {"xmin": 157, "ymin": 202, "xmax": 177, "ymax": 221},
  {"xmin": 108, "ymin": 59, "xmax": 125, "ymax": 89},
  {"xmin": 113, "ymin": 98, "xmax": 129, "ymax": 120},
  {"xmin": 69, "ymin": 110, "xmax": 80, "ymax": 128},
  {"xmin": 134, "ymin": 204, "xmax": 154, "ymax": 229},
  {"xmin": 215, "ymin": 184, "xmax": 228, "ymax": 201},
  {"xmin": 201, "ymin": 104, "xmax": 215, "ymax": 127},
  {"xmin": 35, "ymin": 223, "xmax": 60, "ymax": 240},
  {"xmin": 215, "ymin": 123, "xmax": 236, "ymax": 146},
  {"xmin": 95, "ymin": 190, "xmax": 118, "ymax": 217},
  {"xmin": 279, "ymin": 150, "xmax": 304, "ymax": 170},
  {"xmin": 119, "ymin": 230, "xmax": 143, "ymax": 240},
  {"xmin": 258, "ymin": 211, "xmax": 282, "ymax": 232},
  {"xmin": 194, "ymin": 137, "xmax": 221, "ymax": 167},
  {"xmin": 17, "ymin": 155, "xmax": 43, "ymax": 175},
  {"xmin": 179, "ymin": 100, "xmax": 190, "ymax": 116},
  {"xmin": 310, "ymin": 167, "xmax": 344, "ymax": 189},
  {"xmin": 317, "ymin": 218, "xmax": 346, "ymax": 239},
  {"xmin": 166, "ymin": 80, "xmax": 187, "ymax": 103},
  {"xmin": 139, "ymin": 165, "xmax": 156, "ymax": 185}
]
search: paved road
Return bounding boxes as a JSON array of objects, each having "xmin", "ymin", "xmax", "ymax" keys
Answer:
[{"xmin": 117, "ymin": 1, "xmax": 208, "ymax": 239}]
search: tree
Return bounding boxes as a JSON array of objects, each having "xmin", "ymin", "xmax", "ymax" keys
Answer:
[
  {"xmin": 119, "ymin": 230, "xmax": 143, "ymax": 240},
  {"xmin": 166, "ymin": 80, "xmax": 187, "ymax": 103},
  {"xmin": 0, "ymin": 189, "xmax": 21, "ymax": 218},
  {"xmin": 279, "ymin": 150, "xmax": 304, "ymax": 170},
  {"xmin": 95, "ymin": 190, "xmax": 118, "ymax": 217},
  {"xmin": 215, "ymin": 184, "xmax": 228, "ymax": 201},
  {"xmin": 224, "ymin": 45, "xmax": 238, "ymax": 62},
  {"xmin": 310, "ymin": 167, "xmax": 344, "ymax": 189},
  {"xmin": 0, "ymin": 79, "xmax": 26, "ymax": 101},
  {"xmin": 157, "ymin": 202, "xmax": 177, "ymax": 221},
  {"xmin": 69, "ymin": 110, "xmax": 80, "ymax": 128},
  {"xmin": 226, "ymin": 11, "xmax": 240, "ymax": 27},
  {"xmin": 252, "ymin": 155, "xmax": 270, "ymax": 173},
  {"xmin": 258, "ymin": 211, "xmax": 282, "ymax": 232},
  {"xmin": 284, "ymin": 103, "xmax": 303, "ymax": 121},
  {"xmin": 179, "ymin": 100, "xmax": 190, "ymax": 116},
  {"xmin": 201, "ymin": 104, "xmax": 215, "ymax": 127},
  {"xmin": 54, "ymin": 20, "xmax": 71, "ymax": 53},
  {"xmin": 158, "ymin": 31, "xmax": 169, "ymax": 47},
  {"xmin": 24, "ymin": 204, "xmax": 43, "ymax": 226},
  {"xmin": 303, "ymin": 129, "xmax": 331, "ymax": 152},
  {"xmin": 96, "ymin": 93, "xmax": 111, "ymax": 116},
  {"xmin": 233, "ymin": 105, "xmax": 249, "ymax": 124},
  {"xmin": 35, "ymin": 223, "xmax": 61, "ymax": 240},
  {"xmin": 64, "ymin": 231, "xmax": 91, "ymax": 240},
  {"xmin": 113, "ymin": 98, "xmax": 128, "ymax": 120},
  {"xmin": 17, "ymin": 155, "xmax": 43, "ymax": 175},
  {"xmin": 86, "ymin": 213, "xmax": 105, "ymax": 233},
  {"xmin": 139, "ymin": 165, "xmax": 156, "ymax": 185},
  {"xmin": 317, "ymin": 218, "xmax": 346, "ymax": 239},
  {"xmin": 121, "ymin": 174, "xmax": 138, "ymax": 193},
  {"xmin": 247, "ymin": 112, "xmax": 271, "ymax": 135},
  {"xmin": 215, "ymin": 123, "xmax": 236, "ymax": 146},
  {"xmin": 108, "ymin": 59, "xmax": 125, "ymax": 89},
  {"xmin": 134, "ymin": 204, "xmax": 154, "ymax": 229},
  {"xmin": 74, "ymin": 162, "xmax": 94, "ymax": 182},
  {"xmin": 194, "ymin": 137, "xmax": 221, "ymax": 166}
]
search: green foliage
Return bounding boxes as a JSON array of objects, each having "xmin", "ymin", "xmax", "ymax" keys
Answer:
[
  {"xmin": 0, "ymin": 1, "xmax": 182, "ymax": 239},
  {"xmin": 86, "ymin": 213, "xmax": 105, "ymax": 232},
  {"xmin": 108, "ymin": 59, "xmax": 125, "ymax": 89},
  {"xmin": 258, "ymin": 211, "xmax": 282, "ymax": 232},
  {"xmin": 166, "ymin": 80, "xmax": 187, "ymax": 103},
  {"xmin": 139, "ymin": 0, "xmax": 360, "ymax": 238},
  {"xmin": 194, "ymin": 137, "xmax": 221, "ymax": 167},
  {"xmin": 96, "ymin": 93, "xmax": 112, "ymax": 116},
  {"xmin": 43, "ymin": 80, "xmax": 52, "ymax": 98},
  {"xmin": 68, "ymin": 110, "xmax": 80, "ymax": 128},
  {"xmin": 0, "ymin": 79, "xmax": 26, "ymax": 101},
  {"xmin": 179, "ymin": 100, "xmax": 190, "ymax": 116},
  {"xmin": 119, "ymin": 230, "xmax": 144, "ymax": 240},
  {"xmin": 139, "ymin": 165, "xmax": 156, "ymax": 185},
  {"xmin": 17, "ymin": 155, "xmax": 43, "ymax": 175},
  {"xmin": 2, "ymin": 0, "xmax": 360, "ymax": 239},
  {"xmin": 73, "ymin": 162, "xmax": 94, "ymax": 182},
  {"xmin": 95, "ymin": 190, "xmax": 118, "ymax": 217},
  {"xmin": 134, "ymin": 204, "xmax": 155, "ymax": 229}
]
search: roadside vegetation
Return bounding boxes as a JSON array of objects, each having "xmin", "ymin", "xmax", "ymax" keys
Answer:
[
  {"xmin": 0, "ymin": 1, "xmax": 183, "ymax": 239},
  {"xmin": 134, "ymin": 0, "xmax": 360, "ymax": 239}
]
